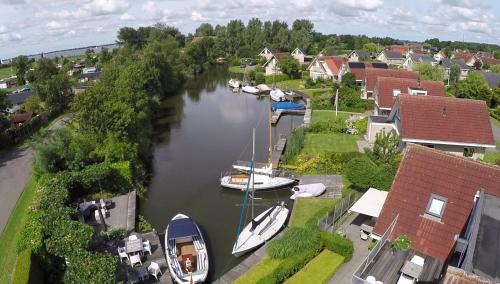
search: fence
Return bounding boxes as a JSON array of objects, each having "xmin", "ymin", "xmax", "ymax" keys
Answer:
[
  {"xmin": 317, "ymin": 191, "xmax": 358, "ymax": 232},
  {"xmin": 351, "ymin": 215, "xmax": 398, "ymax": 284}
]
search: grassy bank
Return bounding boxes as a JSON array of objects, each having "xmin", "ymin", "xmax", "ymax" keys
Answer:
[
  {"xmin": 228, "ymin": 65, "xmax": 255, "ymax": 74},
  {"xmin": 0, "ymin": 178, "xmax": 37, "ymax": 284},
  {"xmin": 0, "ymin": 65, "xmax": 14, "ymax": 80},
  {"xmin": 285, "ymin": 250, "xmax": 344, "ymax": 284},
  {"xmin": 289, "ymin": 198, "xmax": 337, "ymax": 228},
  {"xmin": 234, "ymin": 257, "xmax": 283, "ymax": 284},
  {"xmin": 302, "ymin": 133, "xmax": 359, "ymax": 155}
]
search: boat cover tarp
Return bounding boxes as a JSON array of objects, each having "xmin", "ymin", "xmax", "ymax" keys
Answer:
[
  {"xmin": 257, "ymin": 84, "xmax": 271, "ymax": 91},
  {"xmin": 251, "ymin": 205, "xmax": 277, "ymax": 232},
  {"xmin": 167, "ymin": 217, "xmax": 200, "ymax": 239},
  {"xmin": 271, "ymin": 101, "xmax": 305, "ymax": 111},
  {"xmin": 291, "ymin": 183, "xmax": 326, "ymax": 198},
  {"xmin": 349, "ymin": 188, "xmax": 388, "ymax": 218}
]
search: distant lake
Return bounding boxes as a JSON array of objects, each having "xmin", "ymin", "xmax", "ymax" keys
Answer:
[{"xmin": 140, "ymin": 66, "xmax": 303, "ymax": 280}]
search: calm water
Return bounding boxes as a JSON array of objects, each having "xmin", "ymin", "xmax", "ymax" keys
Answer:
[{"xmin": 140, "ymin": 66, "xmax": 303, "ymax": 280}]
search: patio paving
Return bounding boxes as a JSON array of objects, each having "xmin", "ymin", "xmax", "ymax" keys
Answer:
[{"xmin": 328, "ymin": 213, "xmax": 371, "ymax": 284}]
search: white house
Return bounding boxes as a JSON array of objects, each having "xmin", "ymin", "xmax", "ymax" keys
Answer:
[
  {"xmin": 307, "ymin": 56, "xmax": 345, "ymax": 82},
  {"xmin": 258, "ymin": 48, "xmax": 274, "ymax": 61},
  {"xmin": 263, "ymin": 53, "xmax": 292, "ymax": 76},
  {"xmin": 347, "ymin": 50, "xmax": 370, "ymax": 62},
  {"xmin": 376, "ymin": 50, "xmax": 405, "ymax": 66},
  {"xmin": 403, "ymin": 53, "xmax": 438, "ymax": 71},
  {"xmin": 441, "ymin": 58, "xmax": 470, "ymax": 81},
  {"xmin": 291, "ymin": 48, "xmax": 312, "ymax": 64}
]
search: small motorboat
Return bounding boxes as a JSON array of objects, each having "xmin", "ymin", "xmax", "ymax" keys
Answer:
[
  {"xmin": 232, "ymin": 202, "xmax": 289, "ymax": 256},
  {"xmin": 290, "ymin": 183, "xmax": 326, "ymax": 199},
  {"xmin": 242, "ymin": 85, "xmax": 259, "ymax": 95},
  {"xmin": 270, "ymin": 88, "xmax": 286, "ymax": 102},
  {"xmin": 271, "ymin": 101, "xmax": 305, "ymax": 111},
  {"xmin": 220, "ymin": 172, "xmax": 295, "ymax": 191},
  {"xmin": 165, "ymin": 214, "xmax": 209, "ymax": 284},
  {"xmin": 228, "ymin": 78, "xmax": 241, "ymax": 88}
]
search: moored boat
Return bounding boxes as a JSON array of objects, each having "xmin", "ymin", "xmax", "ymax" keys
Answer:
[
  {"xmin": 220, "ymin": 172, "xmax": 295, "ymax": 191},
  {"xmin": 270, "ymin": 88, "xmax": 286, "ymax": 102},
  {"xmin": 241, "ymin": 85, "xmax": 259, "ymax": 94},
  {"xmin": 165, "ymin": 214, "xmax": 209, "ymax": 284},
  {"xmin": 228, "ymin": 78, "xmax": 241, "ymax": 88},
  {"xmin": 290, "ymin": 183, "xmax": 326, "ymax": 199},
  {"xmin": 271, "ymin": 101, "xmax": 305, "ymax": 111}
]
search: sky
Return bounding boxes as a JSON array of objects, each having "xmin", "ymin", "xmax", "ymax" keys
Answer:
[{"xmin": 0, "ymin": 0, "xmax": 499, "ymax": 59}]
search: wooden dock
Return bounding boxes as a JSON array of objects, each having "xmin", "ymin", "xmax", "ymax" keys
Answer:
[
  {"xmin": 214, "ymin": 243, "xmax": 269, "ymax": 284},
  {"xmin": 271, "ymin": 109, "xmax": 306, "ymax": 124},
  {"xmin": 271, "ymin": 137, "xmax": 287, "ymax": 169},
  {"xmin": 298, "ymin": 175, "xmax": 343, "ymax": 198}
]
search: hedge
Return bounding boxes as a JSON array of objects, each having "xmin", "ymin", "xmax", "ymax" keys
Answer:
[
  {"xmin": 320, "ymin": 231, "xmax": 354, "ymax": 261},
  {"xmin": 12, "ymin": 250, "xmax": 43, "ymax": 284},
  {"xmin": 267, "ymin": 227, "xmax": 322, "ymax": 259},
  {"xmin": 257, "ymin": 249, "xmax": 319, "ymax": 284},
  {"xmin": 284, "ymin": 250, "xmax": 344, "ymax": 284}
]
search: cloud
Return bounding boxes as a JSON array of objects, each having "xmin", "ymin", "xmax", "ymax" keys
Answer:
[
  {"xmin": 191, "ymin": 11, "xmax": 207, "ymax": 21},
  {"xmin": 83, "ymin": 0, "xmax": 129, "ymax": 16},
  {"xmin": 120, "ymin": 12, "xmax": 135, "ymax": 21}
]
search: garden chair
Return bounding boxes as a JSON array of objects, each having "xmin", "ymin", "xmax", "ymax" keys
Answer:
[
  {"xmin": 118, "ymin": 247, "xmax": 129, "ymax": 263},
  {"xmin": 148, "ymin": 262, "xmax": 162, "ymax": 280},
  {"xmin": 143, "ymin": 240, "xmax": 152, "ymax": 255},
  {"xmin": 130, "ymin": 254, "xmax": 142, "ymax": 267}
]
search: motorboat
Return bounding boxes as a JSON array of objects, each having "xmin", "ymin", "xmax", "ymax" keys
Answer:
[
  {"xmin": 165, "ymin": 214, "xmax": 209, "ymax": 284},
  {"xmin": 242, "ymin": 85, "xmax": 259, "ymax": 95},
  {"xmin": 290, "ymin": 183, "xmax": 326, "ymax": 199},
  {"xmin": 228, "ymin": 78, "xmax": 241, "ymax": 88},
  {"xmin": 271, "ymin": 101, "xmax": 305, "ymax": 111},
  {"xmin": 220, "ymin": 172, "xmax": 295, "ymax": 191},
  {"xmin": 232, "ymin": 201, "xmax": 289, "ymax": 256},
  {"xmin": 270, "ymin": 88, "xmax": 286, "ymax": 102}
]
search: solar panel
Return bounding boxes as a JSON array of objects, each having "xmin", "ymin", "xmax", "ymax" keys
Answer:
[
  {"xmin": 349, "ymin": 62, "xmax": 365, "ymax": 69},
  {"xmin": 371, "ymin": 63, "xmax": 388, "ymax": 69}
]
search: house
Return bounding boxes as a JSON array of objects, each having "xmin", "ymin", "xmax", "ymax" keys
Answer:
[
  {"xmin": 402, "ymin": 53, "xmax": 438, "ymax": 71},
  {"xmin": 368, "ymin": 95, "xmax": 495, "ymax": 159},
  {"xmin": 433, "ymin": 49, "xmax": 446, "ymax": 62},
  {"xmin": 386, "ymin": 45, "xmax": 410, "ymax": 57},
  {"xmin": 307, "ymin": 56, "xmax": 345, "ymax": 82},
  {"xmin": 291, "ymin": 48, "xmax": 312, "ymax": 64},
  {"xmin": 258, "ymin": 47, "xmax": 274, "ymax": 61},
  {"xmin": 376, "ymin": 50, "xmax": 405, "ymax": 66},
  {"xmin": 357, "ymin": 145, "xmax": 500, "ymax": 283},
  {"xmin": 441, "ymin": 58, "xmax": 470, "ymax": 81},
  {"xmin": 347, "ymin": 50, "xmax": 370, "ymax": 62},
  {"xmin": 363, "ymin": 69, "xmax": 419, "ymax": 99},
  {"xmin": 263, "ymin": 53, "xmax": 295, "ymax": 76},
  {"xmin": 340, "ymin": 62, "xmax": 388, "ymax": 86},
  {"xmin": 78, "ymin": 71, "xmax": 101, "ymax": 83},
  {"xmin": 0, "ymin": 58, "xmax": 12, "ymax": 65},
  {"xmin": 7, "ymin": 90, "xmax": 33, "ymax": 113},
  {"xmin": 11, "ymin": 112, "xmax": 33, "ymax": 127},
  {"xmin": 451, "ymin": 51, "xmax": 478, "ymax": 67},
  {"xmin": 372, "ymin": 77, "xmax": 445, "ymax": 116},
  {"xmin": 479, "ymin": 71, "xmax": 500, "ymax": 89},
  {"xmin": 0, "ymin": 76, "xmax": 17, "ymax": 89},
  {"xmin": 82, "ymin": 67, "xmax": 97, "ymax": 74}
]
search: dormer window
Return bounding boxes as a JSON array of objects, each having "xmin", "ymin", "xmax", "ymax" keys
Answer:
[
  {"xmin": 408, "ymin": 87, "xmax": 427, "ymax": 96},
  {"xmin": 426, "ymin": 194, "xmax": 447, "ymax": 219},
  {"xmin": 393, "ymin": 89, "xmax": 401, "ymax": 97}
]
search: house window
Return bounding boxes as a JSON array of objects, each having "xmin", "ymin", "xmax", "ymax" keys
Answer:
[
  {"xmin": 426, "ymin": 194, "xmax": 447, "ymax": 218},
  {"xmin": 393, "ymin": 89, "xmax": 401, "ymax": 97},
  {"xmin": 463, "ymin": 147, "xmax": 475, "ymax": 157}
]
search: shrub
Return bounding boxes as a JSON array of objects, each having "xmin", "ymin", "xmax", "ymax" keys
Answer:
[
  {"xmin": 102, "ymin": 227, "xmax": 127, "ymax": 242},
  {"xmin": 285, "ymin": 250, "xmax": 345, "ymax": 284},
  {"xmin": 308, "ymin": 116, "xmax": 347, "ymax": 134},
  {"xmin": 372, "ymin": 164, "xmax": 397, "ymax": 190},
  {"xmin": 137, "ymin": 214, "xmax": 153, "ymax": 233},
  {"xmin": 64, "ymin": 250, "xmax": 118, "ymax": 284},
  {"xmin": 267, "ymin": 227, "xmax": 322, "ymax": 259},
  {"xmin": 353, "ymin": 117, "xmax": 368, "ymax": 134},
  {"xmin": 393, "ymin": 235, "xmax": 411, "ymax": 251},
  {"xmin": 311, "ymin": 92, "xmax": 333, "ymax": 110},
  {"xmin": 282, "ymin": 128, "xmax": 306, "ymax": 164},
  {"xmin": 320, "ymin": 231, "xmax": 353, "ymax": 261},
  {"xmin": 345, "ymin": 156, "xmax": 378, "ymax": 190},
  {"xmin": 368, "ymin": 240, "xmax": 378, "ymax": 250},
  {"xmin": 255, "ymin": 72, "xmax": 265, "ymax": 84},
  {"xmin": 257, "ymin": 249, "xmax": 319, "ymax": 284}
]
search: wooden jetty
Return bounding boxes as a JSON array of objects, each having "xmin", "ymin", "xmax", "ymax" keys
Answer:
[
  {"xmin": 297, "ymin": 175, "xmax": 343, "ymax": 198},
  {"xmin": 214, "ymin": 243, "xmax": 269, "ymax": 284},
  {"xmin": 271, "ymin": 109, "xmax": 306, "ymax": 124},
  {"xmin": 271, "ymin": 137, "xmax": 287, "ymax": 169}
]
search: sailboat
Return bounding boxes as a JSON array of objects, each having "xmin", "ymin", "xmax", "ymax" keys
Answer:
[
  {"xmin": 232, "ymin": 129, "xmax": 290, "ymax": 257},
  {"xmin": 270, "ymin": 88, "xmax": 286, "ymax": 102},
  {"xmin": 228, "ymin": 78, "xmax": 241, "ymax": 88},
  {"xmin": 240, "ymin": 66, "xmax": 260, "ymax": 95}
]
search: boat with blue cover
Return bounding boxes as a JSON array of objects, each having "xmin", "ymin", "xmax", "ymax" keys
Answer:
[
  {"xmin": 165, "ymin": 214, "xmax": 209, "ymax": 284},
  {"xmin": 271, "ymin": 101, "xmax": 305, "ymax": 111}
]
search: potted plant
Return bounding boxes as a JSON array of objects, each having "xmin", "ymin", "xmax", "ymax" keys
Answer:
[{"xmin": 393, "ymin": 234, "xmax": 411, "ymax": 258}]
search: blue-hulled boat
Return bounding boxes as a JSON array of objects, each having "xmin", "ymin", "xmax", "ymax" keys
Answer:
[
  {"xmin": 271, "ymin": 101, "xmax": 305, "ymax": 111},
  {"xmin": 165, "ymin": 214, "xmax": 209, "ymax": 284}
]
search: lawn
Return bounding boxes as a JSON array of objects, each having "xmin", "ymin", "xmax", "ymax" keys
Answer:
[
  {"xmin": 490, "ymin": 117, "xmax": 500, "ymax": 128},
  {"xmin": 484, "ymin": 150, "xmax": 500, "ymax": 165},
  {"xmin": 0, "ymin": 178, "xmax": 37, "ymax": 284},
  {"xmin": 228, "ymin": 65, "xmax": 256, "ymax": 74},
  {"xmin": 275, "ymin": 79, "xmax": 304, "ymax": 90},
  {"xmin": 233, "ymin": 257, "xmax": 283, "ymax": 284},
  {"xmin": 0, "ymin": 65, "xmax": 14, "ymax": 80},
  {"xmin": 312, "ymin": 110, "xmax": 363, "ymax": 124},
  {"xmin": 285, "ymin": 250, "xmax": 344, "ymax": 284},
  {"xmin": 289, "ymin": 198, "xmax": 337, "ymax": 228},
  {"xmin": 302, "ymin": 133, "xmax": 359, "ymax": 155}
]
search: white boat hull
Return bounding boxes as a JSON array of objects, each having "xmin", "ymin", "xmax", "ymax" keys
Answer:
[
  {"xmin": 228, "ymin": 79, "xmax": 240, "ymax": 88},
  {"xmin": 270, "ymin": 88, "xmax": 285, "ymax": 102},
  {"xmin": 232, "ymin": 204, "xmax": 289, "ymax": 256},
  {"xmin": 290, "ymin": 183, "xmax": 326, "ymax": 200},
  {"xmin": 232, "ymin": 164, "xmax": 273, "ymax": 175},
  {"xmin": 220, "ymin": 173, "xmax": 295, "ymax": 191},
  {"xmin": 242, "ymin": 85, "xmax": 259, "ymax": 94},
  {"xmin": 165, "ymin": 214, "xmax": 209, "ymax": 284}
]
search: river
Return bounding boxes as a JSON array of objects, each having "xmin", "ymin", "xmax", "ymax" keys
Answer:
[{"xmin": 140, "ymin": 66, "xmax": 303, "ymax": 281}]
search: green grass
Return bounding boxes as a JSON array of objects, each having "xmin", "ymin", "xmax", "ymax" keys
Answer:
[
  {"xmin": 302, "ymin": 133, "xmax": 359, "ymax": 155},
  {"xmin": 0, "ymin": 178, "xmax": 38, "ymax": 284},
  {"xmin": 275, "ymin": 79, "xmax": 304, "ymax": 90},
  {"xmin": 289, "ymin": 198, "xmax": 337, "ymax": 228},
  {"xmin": 228, "ymin": 65, "xmax": 257, "ymax": 74},
  {"xmin": 0, "ymin": 65, "xmax": 14, "ymax": 80},
  {"xmin": 484, "ymin": 151, "xmax": 500, "ymax": 165},
  {"xmin": 284, "ymin": 250, "xmax": 344, "ymax": 284},
  {"xmin": 233, "ymin": 257, "xmax": 283, "ymax": 284},
  {"xmin": 312, "ymin": 110, "xmax": 363, "ymax": 124},
  {"xmin": 491, "ymin": 117, "xmax": 500, "ymax": 128}
]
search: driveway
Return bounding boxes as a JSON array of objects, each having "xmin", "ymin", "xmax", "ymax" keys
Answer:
[{"xmin": 0, "ymin": 115, "xmax": 71, "ymax": 234}]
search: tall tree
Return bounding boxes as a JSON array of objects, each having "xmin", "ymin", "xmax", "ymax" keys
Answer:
[
  {"xmin": 290, "ymin": 19, "xmax": 314, "ymax": 52},
  {"xmin": 245, "ymin": 18, "xmax": 264, "ymax": 53},
  {"xmin": 449, "ymin": 64, "xmax": 461, "ymax": 84},
  {"xmin": 195, "ymin": 23, "xmax": 215, "ymax": 37},
  {"xmin": 12, "ymin": 55, "xmax": 30, "ymax": 85},
  {"xmin": 457, "ymin": 73, "xmax": 493, "ymax": 105},
  {"xmin": 226, "ymin": 20, "xmax": 245, "ymax": 56},
  {"xmin": 413, "ymin": 62, "xmax": 444, "ymax": 81}
]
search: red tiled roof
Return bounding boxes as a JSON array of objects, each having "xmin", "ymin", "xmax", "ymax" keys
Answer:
[
  {"xmin": 11, "ymin": 112, "xmax": 32, "ymax": 124},
  {"xmin": 365, "ymin": 69, "xmax": 419, "ymax": 93},
  {"xmin": 321, "ymin": 56, "xmax": 345, "ymax": 76},
  {"xmin": 442, "ymin": 267, "xmax": 493, "ymax": 284},
  {"xmin": 373, "ymin": 145, "xmax": 500, "ymax": 261},
  {"xmin": 387, "ymin": 45, "xmax": 409, "ymax": 55},
  {"xmin": 453, "ymin": 52, "xmax": 475, "ymax": 64},
  {"xmin": 482, "ymin": 57, "xmax": 500, "ymax": 66},
  {"xmin": 398, "ymin": 95, "xmax": 494, "ymax": 145},
  {"xmin": 375, "ymin": 77, "xmax": 445, "ymax": 109}
]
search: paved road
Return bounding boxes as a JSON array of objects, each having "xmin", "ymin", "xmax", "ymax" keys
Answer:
[{"xmin": 0, "ymin": 115, "xmax": 71, "ymax": 234}]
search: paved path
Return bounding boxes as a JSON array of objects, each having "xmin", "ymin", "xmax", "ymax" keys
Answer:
[
  {"xmin": 487, "ymin": 118, "xmax": 500, "ymax": 153},
  {"xmin": 0, "ymin": 115, "xmax": 71, "ymax": 234}
]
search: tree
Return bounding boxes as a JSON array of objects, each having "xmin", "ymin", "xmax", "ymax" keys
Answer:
[
  {"xmin": 117, "ymin": 27, "xmax": 146, "ymax": 47},
  {"xmin": 494, "ymin": 50, "xmax": 500, "ymax": 59},
  {"xmin": 21, "ymin": 95, "xmax": 44, "ymax": 113},
  {"xmin": 370, "ymin": 130, "xmax": 400, "ymax": 165},
  {"xmin": 444, "ymin": 48, "xmax": 452, "ymax": 58},
  {"xmin": 362, "ymin": 42, "xmax": 378, "ymax": 53},
  {"xmin": 195, "ymin": 23, "xmax": 215, "ymax": 37},
  {"xmin": 457, "ymin": 73, "xmax": 493, "ymax": 105},
  {"xmin": 12, "ymin": 55, "xmax": 30, "ymax": 85},
  {"xmin": 290, "ymin": 19, "xmax": 314, "ymax": 52},
  {"xmin": 31, "ymin": 59, "xmax": 72, "ymax": 114},
  {"xmin": 491, "ymin": 65, "xmax": 500, "ymax": 73},
  {"xmin": 340, "ymin": 73, "xmax": 357, "ymax": 89},
  {"xmin": 345, "ymin": 156, "xmax": 378, "ymax": 190},
  {"xmin": 278, "ymin": 57, "xmax": 300, "ymax": 79},
  {"xmin": 449, "ymin": 64, "xmax": 461, "ymax": 84},
  {"xmin": 85, "ymin": 49, "xmax": 96, "ymax": 67},
  {"xmin": 413, "ymin": 62, "xmax": 444, "ymax": 81},
  {"xmin": 482, "ymin": 60, "xmax": 491, "ymax": 70}
]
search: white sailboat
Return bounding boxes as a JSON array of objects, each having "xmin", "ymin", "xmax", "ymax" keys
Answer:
[
  {"xmin": 270, "ymin": 88, "xmax": 286, "ymax": 101},
  {"xmin": 232, "ymin": 129, "xmax": 289, "ymax": 257},
  {"xmin": 228, "ymin": 78, "xmax": 241, "ymax": 88},
  {"xmin": 241, "ymin": 85, "xmax": 260, "ymax": 94},
  {"xmin": 220, "ymin": 173, "xmax": 295, "ymax": 191},
  {"xmin": 165, "ymin": 214, "xmax": 209, "ymax": 284}
]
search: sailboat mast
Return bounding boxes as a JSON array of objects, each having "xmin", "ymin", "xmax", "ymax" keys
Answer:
[
  {"xmin": 268, "ymin": 95, "xmax": 272, "ymax": 166},
  {"xmin": 251, "ymin": 128, "xmax": 255, "ymax": 219}
]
